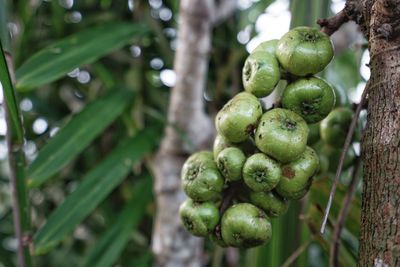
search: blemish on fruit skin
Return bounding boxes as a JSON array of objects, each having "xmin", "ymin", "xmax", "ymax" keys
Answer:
[{"xmin": 282, "ymin": 166, "xmax": 295, "ymax": 179}]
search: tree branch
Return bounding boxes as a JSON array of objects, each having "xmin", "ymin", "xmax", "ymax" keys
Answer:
[
  {"xmin": 317, "ymin": 1, "xmax": 363, "ymax": 36},
  {"xmin": 320, "ymin": 81, "xmax": 369, "ymax": 234},
  {"xmin": 151, "ymin": 1, "xmax": 216, "ymax": 266},
  {"xmin": 330, "ymin": 157, "xmax": 361, "ymax": 267},
  {"xmin": 318, "ymin": 10, "xmax": 350, "ymax": 36}
]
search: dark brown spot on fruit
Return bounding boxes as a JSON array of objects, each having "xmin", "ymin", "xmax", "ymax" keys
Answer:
[
  {"xmin": 246, "ymin": 124, "xmax": 255, "ymax": 134},
  {"xmin": 282, "ymin": 166, "xmax": 295, "ymax": 179}
]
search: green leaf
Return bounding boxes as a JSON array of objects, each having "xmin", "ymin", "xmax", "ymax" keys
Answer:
[
  {"xmin": 310, "ymin": 178, "xmax": 361, "ymax": 237},
  {"xmin": 27, "ymin": 89, "xmax": 134, "ymax": 188},
  {"xmin": 81, "ymin": 176, "xmax": 153, "ymax": 267},
  {"xmin": 0, "ymin": 43, "xmax": 24, "ymax": 142},
  {"xmin": 33, "ymin": 128, "xmax": 159, "ymax": 254},
  {"xmin": 15, "ymin": 22, "xmax": 147, "ymax": 90}
]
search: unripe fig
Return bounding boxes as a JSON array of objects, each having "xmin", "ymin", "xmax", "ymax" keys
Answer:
[
  {"xmin": 276, "ymin": 27, "xmax": 334, "ymax": 76},
  {"xmin": 179, "ymin": 199, "xmax": 220, "ymax": 237},
  {"xmin": 320, "ymin": 107, "xmax": 354, "ymax": 147},
  {"xmin": 282, "ymin": 77, "xmax": 336, "ymax": 123},
  {"xmin": 213, "ymin": 134, "xmax": 256, "ymax": 159},
  {"xmin": 249, "ymin": 191, "xmax": 289, "ymax": 217},
  {"xmin": 221, "ymin": 203, "xmax": 272, "ymax": 248},
  {"xmin": 242, "ymin": 51, "xmax": 280, "ymax": 98},
  {"xmin": 252, "ymin": 39, "xmax": 278, "ymax": 54},
  {"xmin": 307, "ymin": 123, "xmax": 320, "ymax": 145},
  {"xmin": 316, "ymin": 143, "xmax": 356, "ymax": 173},
  {"xmin": 275, "ymin": 146, "xmax": 319, "ymax": 200},
  {"xmin": 216, "ymin": 147, "xmax": 246, "ymax": 182},
  {"xmin": 243, "ymin": 153, "xmax": 281, "ymax": 192},
  {"xmin": 216, "ymin": 92, "xmax": 262, "ymax": 143},
  {"xmin": 255, "ymin": 108, "xmax": 309, "ymax": 163},
  {"xmin": 181, "ymin": 151, "xmax": 224, "ymax": 201},
  {"xmin": 317, "ymin": 153, "xmax": 329, "ymax": 174}
]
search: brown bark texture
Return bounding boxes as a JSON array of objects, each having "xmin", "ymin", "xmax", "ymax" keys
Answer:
[
  {"xmin": 151, "ymin": 0, "xmax": 237, "ymax": 266},
  {"xmin": 354, "ymin": 0, "xmax": 400, "ymax": 266}
]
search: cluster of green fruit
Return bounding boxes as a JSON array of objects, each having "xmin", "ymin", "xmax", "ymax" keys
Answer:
[{"xmin": 179, "ymin": 27, "xmax": 341, "ymax": 248}]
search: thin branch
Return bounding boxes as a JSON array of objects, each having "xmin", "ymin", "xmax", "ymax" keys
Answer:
[
  {"xmin": 320, "ymin": 81, "xmax": 369, "ymax": 234},
  {"xmin": 318, "ymin": 10, "xmax": 349, "ymax": 36},
  {"xmin": 281, "ymin": 239, "xmax": 312, "ymax": 267},
  {"xmin": 330, "ymin": 157, "xmax": 361, "ymax": 267}
]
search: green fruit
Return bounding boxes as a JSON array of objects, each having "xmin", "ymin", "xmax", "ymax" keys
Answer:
[
  {"xmin": 255, "ymin": 108, "xmax": 309, "ymax": 163},
  {"xmin": 307, "ymin": 123, "xmax": 320, "ymax": 145},
  {"xmin": 216, "ymin": 92, "xmax": 262, "ymax": 143},
  {"xmin": 179, "ymin": 199, "xmax": 220, "ymax": 237},
  {"xmin": 213, "ymin": 134, "xmax": 231, "ymax": 159},
  {"xmin": 317, "ymin": 143, "xmax": 356, "ymax": 173},
  {"xmin": 216, "ymin": 147, "xmax": 246, "ymax": 181},
  {"xmin": 213, "ymin": 134, "xmax": 255, "ymax": 159},
  {"xmin": 249, "ymin": 191, "xmax": 289, "ymax": 217},
  {"xmin": 252, "ymin": 39, "xmax": 278, "ymax": 54},
  {"xmin": 221, "ymin": 203, "xmax": 272, "ymax": 248},
  {"xmin": 317, "ymin": 153, "xmax": 329, "ymax": 174},
  {"xmin": 243, "ymin": 153, "xmax": 281, "ymax": 192},
  {"xmin": 242, "ymin": 51, "xmax": 281, "ymax": 98},
  {"xmin": 320, "ymin": 107, "xmax": 354, "ymax": 147},
  {"xmin": 282, "ymin": 77, "xmax": 336, "ymax": 123},
  {"xmin": 276, "ymin": 26, "xmax": 334, "ymax": 76},
  {"xmin": 275, "ymin": 147, "xmax": 319, "ymax": 200},
  {"xmin": 181, "ymin": 151, "xmax": 224, "ymax": 201}
]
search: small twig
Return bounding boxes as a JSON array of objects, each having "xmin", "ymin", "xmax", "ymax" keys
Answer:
[
  {"xmin": 281, "ymin": 239, "xmax": 312, "ymax": 267},
  {"xmin": 320, "ymin": 82, "xmax": 369, "ymax": 234},
  {"xmin": 330, "ymin": 157, "xmax": 361, "ymax": 267},
  {"xmin": 318, "ymin": 10, "xmax": 350, "ymax": 36}
]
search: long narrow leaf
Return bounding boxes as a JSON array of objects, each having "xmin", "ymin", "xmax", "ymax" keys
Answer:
[
  {"xmin": 33, "ymin": 128, "xmax": 159, "ymax": 255},
  {"xmin": 1, "ymin": 37, "xmax": 32, "ymax": 267},
  {"xmin": 15, "ymin": 22, "xmax": 147, "ymax": 90},
  {"xmin": 81, "ymin": 176, "xmax": 153, "ymax": 267},
  {"xmin": 27, "ymin": 89, "xmax": 134, "ymax": 188},
  {"xmin": 310, "ymin": 178, "xmax": 361, "ymax": 237}
]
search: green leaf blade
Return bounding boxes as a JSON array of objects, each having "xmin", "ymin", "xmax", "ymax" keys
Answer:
[
  {"xmin": 33, "ymin": 128, "xmax": 159, "ymax": 255},
  {"xmin": 81, "ymin": 176, "xmax": 153, "ymax": 267},
  {"xmin": 15, "ymin": 22, "xmax": 148, "ymax": 90},
  {"xmin": 27, "ymin": 89, "xmax": 134, "ymax": 188}
]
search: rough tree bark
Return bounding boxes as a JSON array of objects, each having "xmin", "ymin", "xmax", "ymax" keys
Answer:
[
  {"xmin": 357, "ymin": 1, "xmax": 400, "ymax": 266},
  {"xmin": 151, "ymin": 1, "xmax": 237, "ymax": 266},
  {"xmin": 322, "ymin": 0, "xmax": 400, "ymax": 266}
]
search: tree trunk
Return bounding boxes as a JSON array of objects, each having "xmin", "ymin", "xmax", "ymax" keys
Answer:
[
  {"xmin": 355, "ymin": 0, "xmax": 400, "ymax": 266},
  {"xmin": 151, "ymin": 1, "xmax": 215, "ymax": 266}
]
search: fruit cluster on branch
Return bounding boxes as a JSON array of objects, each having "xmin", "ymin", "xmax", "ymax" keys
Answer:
[{"xmin": 179, "ymin": 26, "xmax": 357, "ymax": 248}]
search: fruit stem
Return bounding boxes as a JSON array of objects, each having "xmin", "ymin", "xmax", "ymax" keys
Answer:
[{"xmin": 219, "ymin": 182, "xmax": 240, "ymax": 214}]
